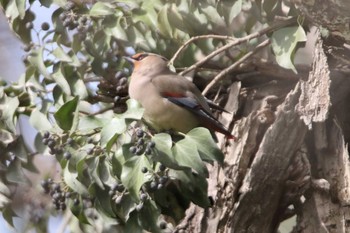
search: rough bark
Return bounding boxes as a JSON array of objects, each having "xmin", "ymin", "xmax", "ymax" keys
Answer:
[{"xmin": 176, "ymin": 1, "xmax": 350, "ymax": 232}]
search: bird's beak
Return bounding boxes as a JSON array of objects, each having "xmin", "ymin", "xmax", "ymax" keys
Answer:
[{"xmin": 123, "ymin": 56, "xmax": 135, "ymax": 65}]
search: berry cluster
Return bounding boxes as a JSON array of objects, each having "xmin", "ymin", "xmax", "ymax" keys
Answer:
[
  {"xmin": 59, "ymin": 8, "xmax": 91, "ymax": 35},
  {"xmin": 41, "ymin": 178, "xmax": 82, "ymax": 211},
  {"xmin": 147, "ymin": 164, "xmax": 168, "ymax": 191},
  {"xmin": 96, "ymin": 70, "xmax": 129, "ymax": 114},
  {"xmin": 109, "ymin": 182, "xmax": 126, "ymax": 205},
  {"xmin": 129, "ymin": 128, "xmax": 156, "ymax": 156},
  {"xmin": 42, "ymin": 132, "xmax": 74, "ymax": 159}
]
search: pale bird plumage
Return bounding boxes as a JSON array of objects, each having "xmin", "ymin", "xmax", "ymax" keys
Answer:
[{"xmin": 127, "ymin": 53, "xmax": 234, "ymax": 139}]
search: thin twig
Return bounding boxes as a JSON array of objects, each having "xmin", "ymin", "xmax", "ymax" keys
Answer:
[
  {"xmin": 179, "ymin": 17, "xmax": 296, "ymax": 76},
  {"xmin": 169, "ymin": 35, "xmax": 236, "ymax": 65},
  {"xmin": 202, "ymin": 39, "xmax": 271, "ymax": 95}
]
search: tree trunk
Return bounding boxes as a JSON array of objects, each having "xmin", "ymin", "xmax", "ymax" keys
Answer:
[{"xmin": 176, "ymin": 1, "xmax": 350, "ymax": 232}]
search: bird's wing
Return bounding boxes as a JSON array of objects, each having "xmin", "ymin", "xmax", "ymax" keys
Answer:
[{"xmin": 152, "ymin": 74, "xmax": 234, "ymax": 139}]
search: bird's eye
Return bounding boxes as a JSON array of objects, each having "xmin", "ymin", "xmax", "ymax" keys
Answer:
[{"xmin": 132, "ymin": 53, "xmax": 149, "ymax": 61}]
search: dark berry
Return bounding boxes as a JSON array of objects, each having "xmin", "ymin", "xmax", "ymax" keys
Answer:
[
  {"xmin": 42, "ymin": 138, "xmax": 49, "ymax": 145},
  {"xmin": 67, "ymin": 138, "xmax": 74, "ymax": 145},
  {"xmin": 129, "ymin": 146, "xmax": 137, "ymax": 154},
  {"xmin": 55, "ymin": 147, "xmax": 63, "ymax": 154},
  {"xmin": 64, "ymin": 151, "xmax": 72, "ymax": 160},
  {"xmin": 108, "ymin": 190, "xmax": 115, "ymax": 196},
  {"xmin": 159, "ymin": 221, "xmax": 167, "ymax": 229},
  {"xmin": 159, "ymin": 176, "xmax": 168, "ymax": 184},
  {"xmin": 87, "ymin": 148, "xmax": 94, "ymax": 155},
  {"xmin": 116, "ymin": 184, "xmax": 125, "ymax": 192},
  {"xmin": 119, "ymin": 77, "xmax": 127, "ymax": 85},
  {"xmin": 47, "ymin": 139, "xmax": 56, "ymax": 148},
  {"xmin": 60, "ymin": 203, "xmax": 66, "ymax": 210},
  {"xmin": 157, "ymin": 183, "xmax": 163, "ymax": 190},
  {"xmin": 137, "ymin": 138, "xmax": 144, "ymax": 146},
  {"xmin": 159, "ymin": 164, "xmax": 166, "ymax": 171},
  {"xmin": 59, "ymin": 13, "xmax": 67, "ymax": 21},
  {"xmin": 41, "ymin": 22, "xmax": 50, "ymax": 31},
  {"xmin": 114, "ymin": 96, "xmax": 120, "ymax": 103},
  {"xmin": 141, "ymin": 167, "xmax": 148, "ymax": 173},
  {"xmin": 150, "ymin": 181, "xmax": 157, "ymax": 190},
  {"xmin": 68, "ymin": 21, "xmax": 78, "ymax": 30},
  {"xmin": 136, "ymin": 129, "xmax": 144, "ymax": 138},
  {"xmin": 148, "ymin": 141, "xmax": 155, "ymax": 148},
  {"xmin": 140, "ymin": 193, "xmax": 147, "ymax": 202},
  {"xmin": 145, "ymin": 147, "xmax": 152, "ymax": 155},
  {"xmin": 40, "ymin": 180, "xmax": 49, "ymax": 190},
  {"xmin": 135, "ymin": 147, "xmax": 143, "ymax": 155},
  {"xmin": 63, "ymin": 18, "xmax": 72, "ymax": 27},
  {"xmin": 116, "ymin": 86, "xmax": 123, "ymax": 92},
  {"xmin": 65, "ymin": 192, "xmax": 72, "ymax": 198},
  {"xmin": 23, "ymin": 44, "xmax": 31, "ymax": 52},
  {"xmin": 65, "ymin": 1, "xmax": 75, "ymax": 10},
  {"xmin": 52, "ymin": 183, "xmax": 61, "ymax": 192},
  {"xmin": 80, "ymin": 16, "xmax": 88, "ymax": 24},
  {"xmin": 73, "ymin": 198, "xmax": 80, "ymax": 206},
  {"xmin": 43, "ymin": 131, "xmax": 50, "ymax": 138}
]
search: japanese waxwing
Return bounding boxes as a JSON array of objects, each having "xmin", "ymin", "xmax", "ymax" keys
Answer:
[{"xmin": 127, "ymin": 52, "xmax": 234, "ymax": 139}]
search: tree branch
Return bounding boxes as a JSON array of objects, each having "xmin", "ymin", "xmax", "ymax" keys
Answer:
[
  {"xmin": 179, "ymin": 17, "xmax": 297, "ymax": 76},
  {"xmin": 202, "ymin": 39, "xmax": 270, "ymax": 95},
  {"xmin": 169, "ymin": 35, "xmax": 236, "ymax": 65}
]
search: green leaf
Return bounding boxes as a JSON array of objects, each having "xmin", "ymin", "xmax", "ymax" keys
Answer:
[
  {"xmin": 152, "ymin": 133, "xmax": 179, "ymax": 169},
  {"xmin": 100, "ymin": 117, "xmax": 126, "ymax": 149},
  {"xmin": 90, "ymin": 183, "xmax": 116, "ymax": 218},
  {"xmin": 0, "ymin": 95, "xmax": 19, "ymax": 133},
  {"xmin": 0, "ymin": 181, "xmax": 11, "ymax": 209},
  {"xmin": 6, "ymin": 159, "xmax": 27, "ymax": 184},
  {"xmin": 185, "ymin": 128, "xmax": 224, "ymax": 164},
  {"xmin": 157, "ymin": 5, "xmax": 173, "ymax": 38},
  {"xmin": 53, "ymin": 46, "xmax": 72, "ymax": 63},
  {"xmin": 39, "ymin": 0, "xmax": 53, "ymax": 7},
  {"xmin": 28, "ymin": 47, "xmax": 51, "ymax": 80},
  {"xmin": 69, "ymin": 196, "xmax": 90, "ymax": 224},
  {"xmin": 170, "ymin": 169, "xmax": 210, "ymax": 208},
  {"xmin": 86, "ymin": 157, "xmax": 104, "ymax": 189},
  {"xmin": 54, "ymin": 96, "xmax": 79, "ymax": 131},
  {"xmin": 90, "ymin": 2, "xmax": 115, "ymax": 16},
  {"xmin": 0, "ymin": 129, "xmax": 15, "ymax": 147},
  {"xmin": 2, "ymin": 206, "xmax": 17, "ymax": 227},
  {"xmin": 11, "ymin": 9, "xmax": 34, "ymax": 44},
  {"xmin": 78, "ymin": 115, "xmax": 107, "ymax": 133},
  {"xmin": 121, "ymin": 99, "xmax": 144, "ymax": 120},
  {"xmin": 271, "ymin": 25, "xmax": 306, "ymax": 73},
  {"xmin": 121, "ymin": 155, "xmax": 152, "ymax": 201},
  {"xmin": 115, "ymin": 193, "xmax": 136, "ymax": 222},
  {"xmin": 227, "ymin": 0, "xmax": 242, "ymax": 23},
  {"xmin": 52, "ymin": 65, "xmax": 72, "ymax": 95},
  {"xmin": 139, "ymin": 199, "xmax": 161, "ymax": 233},
  {"xmin": 29, "ymin": 108, "xmax": 52, "ymax": 131},
  {"xmin": 64, "ymin": 163, "xmax": 89, "ymax": 196},
  {"xmin": 105, "ymin": 16, "xmax": 128, "ymax": 42},
  {"xmin": 172, "ymin": 138, "xmax": 208, "ymax": 177}
]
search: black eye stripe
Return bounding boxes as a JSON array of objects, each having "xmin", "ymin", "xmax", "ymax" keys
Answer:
[{"xmin": 133, "ymin": 53, "xmax": 149, "ymax": 61}]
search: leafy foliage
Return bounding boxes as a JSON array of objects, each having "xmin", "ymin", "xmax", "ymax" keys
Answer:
[{"xmin": 0, "ymin": 0, "xmax": 306, "ymax": 231}]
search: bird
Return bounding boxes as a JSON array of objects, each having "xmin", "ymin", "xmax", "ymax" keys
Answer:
[{"xmin": 126, "ymin": 52, "xmax": 235, "ymax": 140}]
